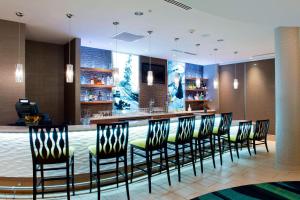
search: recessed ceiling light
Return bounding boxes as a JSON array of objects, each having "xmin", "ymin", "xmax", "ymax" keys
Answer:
[
  {"xmin": 234, "ymin": 51, "xmax": 238, "ymax": 54},
  {"xmin": 174, "ymin": 37, "xmax": 180, "ymax": 42},
  {"xmin": 214, "ymin": 48, "xmax": 218, "ymax": 51},
  {"xmin": 195, "ymin": 44, "xmax": 200, "ymax": 47},
  {"xmin": 201, "ymin": 33, "xmax": 210, "ymax": 38},
  {"xmin": 249, "ymin": 57, "xmax": 254, "ymax": 60},
  {"xmin": 134, "ymin": 11, "xmax": 144, "ymax": 16},
  {"xmin": 254, "ymin": 63, "xmax": 257, "ymax": 66},
  {"xmin": 16, "ymin": 11, "xmax": 24, "ymax": 17},
  {"xmin": 217, "ymin": 39, "xmax": 224, "ymax": 42},
  {"xmin": 189, "ymin": 29, "xmax": 196, "ymax": 34},
  {"xmin": 66, "ymin": 13, "xmax": 73, "ymax": 19}
]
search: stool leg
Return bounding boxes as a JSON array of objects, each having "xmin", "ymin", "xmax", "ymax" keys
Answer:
[
  {"xmin": 41, "ymin": 164, "xmax": 44, "ymax": 198},
  {"xmin": 235, "ymin": 143, "xmax": 240, "ymax": 159},
  {"xmin": 164, "ymin": 146, "xmax": 171, "ymax": 186},
  {"xmin": 124, "ymin": 155, "xmax": 130, "ymax": 200},
  {"xmin": 72, "ymin": 156, "xmax": 75, "ymax": 196},
  {"xmin": 33, "ymin": 164, "xmax": 37, "ymax": 200},
  {"xmin": 228, "ymin": 135, "xmax": 234, "ymax": 162},
  {"xmin": 253, "ymin": 140, "xmax": 257, "ymax": 154},
  {"xmin": 89, "ymin": 153, "xmax": 93, "ymax": 193},
  {"xmin": 96, "ymin": 158, "xmax": 100, "ymax": 200},
  {"xmin": 159, "ymin": 150, "xmax": 163, "ymax": 174},
  {"xmin": 265, "ymin": 140, "xmax": 269, "ymax": 152},
  {"xmin": 175, "ymin": 145, "xmax": 181, "ymax": 182},
  {"xmin": 190, "ymin": 141, "xmax": 196, "ymax": 176},
  {"xmin": 210, "ymin": 136, "xmax": 216, "ymax": 168},
  {"xmin": 116, "ymin": 156, "xmax": 119, "ymax": 188},
  {"xmin": 217, "ymin": 136, "xmax": 223, "ymax": 165},
  {"xmin": 247, "ymin": 140, "xmax": 252, "ymax": 156},
  {"xmin": 182, "ymin": 144, "xmax": 185, "ymax": 167},
  {"xmin": 198, "ymin": 139, "xmax": 203, "ymax": 173},
  {"xmin": 130, "ymin": 146, "xmax": 134, "ymax": 183},
  {"xmin": 66, "ymin": 161, "xmax": 70, "ymax": 200},
  {"xmin": 146, "ymin": 151, "xmax": 152, "ymax": 193}
]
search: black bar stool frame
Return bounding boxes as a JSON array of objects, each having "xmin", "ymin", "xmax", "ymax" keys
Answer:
[
  {"xmin": 29, "ymin": 125, "xmax": 75, "ymax": 200},
  {"xmin": 89, "ymin": 122, "xmax": 130, "ymax": 200},
  {"xmin": 167, "ymin": 116, "xmax": 196, "ymax": 182},
  {"xmin": 130, "ymin": 118, "xmax": 171, "ymax": 193}
]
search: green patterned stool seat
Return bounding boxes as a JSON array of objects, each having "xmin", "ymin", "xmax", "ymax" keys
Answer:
[
  {"xmin": 229, "ymin": 134, "xmax": 238, "ymax": 142},
  {"xmin": 212, "ymin": 127, "xmax": 219, "ymax": 135},
  {"xmin": 167, "ymin": 134, "xmax": 176, "ymax": 143},
  {"xmin": 130, "ymin": 139, "xmax": 147, "ymax": 149},
  {"xmin": 249, "ymin": 131, "xmax": 254, "ymax": 139}
]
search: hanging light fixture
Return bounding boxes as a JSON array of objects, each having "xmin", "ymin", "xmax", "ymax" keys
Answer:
[
  {"xmin": 233, "ymin": 51, "xmax": 239, "ymax": 90},
  {"xmin": 15, "ymin": 12, "xmax": 24, "ymax": 83},
  {"xmin": 213, "ymin": 48, "xmax": 219, "ymax": 89},
  {"xmin": 66, "ymin": 13, "xmax": 74, "ymax": 83},
  {"xmin": 147, "ymin": 30, "xmax": 154, "ymax": 86},
  {"xmin": 112, "ymin": 21, "xmax": 120, "ymax": 85}
]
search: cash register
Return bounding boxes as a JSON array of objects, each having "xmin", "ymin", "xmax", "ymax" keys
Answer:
[{"xmin": 15, "ymin": 99, "xmax": 52, "ymax": 126}]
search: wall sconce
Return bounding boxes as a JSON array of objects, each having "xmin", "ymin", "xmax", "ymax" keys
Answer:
[
  {"xmin": 15, "ymin": 63, "xmax": 24, "ymax": 83},
  {"xmin": 66, "ymin": 64, "xmax": 74, "ymax": 83}
]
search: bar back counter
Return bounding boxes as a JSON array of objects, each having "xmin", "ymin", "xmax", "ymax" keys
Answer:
[{"xmin": 0, "ymin": 111, "xmax": 248, "ymax": 194}]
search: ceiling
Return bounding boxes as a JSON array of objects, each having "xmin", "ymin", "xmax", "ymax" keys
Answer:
[{"xmin": 0, "ymin": 0, "xmax": 299, "ymax": 65}]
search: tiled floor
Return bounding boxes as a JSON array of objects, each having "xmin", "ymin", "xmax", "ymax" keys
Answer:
[{"xmin": 3, "ymin": 139, "xmax": 300, "ymax": 200}]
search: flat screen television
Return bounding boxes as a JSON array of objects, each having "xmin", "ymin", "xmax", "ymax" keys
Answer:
[{"xmin": 141, "ymin": 63, "xmax": 165, "ymax": 84}]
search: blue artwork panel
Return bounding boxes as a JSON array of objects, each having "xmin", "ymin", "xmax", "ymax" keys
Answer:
[
  {"xmin": 80, "ymin": 46, "xmax": 112, "ymax": 69},
  {"xmin": 112, "ymin": 52, "xmax": 139, "ymax": 112},
  {"xmin": 168, "ymin": 61, "xmax": 186, "ymax": 111}
]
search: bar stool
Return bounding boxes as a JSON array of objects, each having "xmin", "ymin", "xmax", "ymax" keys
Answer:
[
  {"xmin": 225, "ymin": 121, "xmax": 252, "ymax": 158},
  {"xmin": 249, "ymin": 120, "xmax": 270, "ymax": 154},
  {"xmin": 213, "ymin": 112, "xmax": 233, "ymax": 165},
  {"xmin": 193, "ymin": 114, "xmax": 216, "ymax": 173},
  {"xmin": 29, "ymin": 125, "xmax": 75, "ymax": 200},
  {"xmin": 130, "ymin": 118, "xmax": 171, "ymax": 193},
  {"xmin": 167, "ymin": 116, "xmax": 196, "ymax": 182},
  {"xmin": 88, "ymin": 122, "xmax": 130, "ymax": 200}
]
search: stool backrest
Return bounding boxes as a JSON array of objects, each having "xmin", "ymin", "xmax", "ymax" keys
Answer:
[
  {"xmin": 176, "ymin": 116, "xmax": 195, "ymax": 144},
  {"xmin": 236, "ymin": 121, "xmax": 252, "ymax": 142},
  {"xmin": 147, "ymin": 118, "xmax": 170, "ymax": 150},
  {"xmin": 29, "ymin": 125, "xmax": 69, "ymax": 164},
  {"xmin": 96, "ymin": 122, "xmax": 129, "ymax": 158},
  {"xmin": 198, "ymin": 114, "xmax": 215, "ymax": 138},
  {"xmin": 218, "ymin": 112, "xmax": 232, "ymax": 135},
  {"xmin": 254, "ymin": 120, "xmax": 270, "ymax": 140}
]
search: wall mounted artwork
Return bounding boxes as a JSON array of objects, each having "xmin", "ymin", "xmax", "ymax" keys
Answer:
[
  {"xmin": 167, "ymin": 61, "xmax": 186, "ymax": 111},
  {"xmin": 112, "ymin": 52, "xmax": 140, "ymax": 112}
]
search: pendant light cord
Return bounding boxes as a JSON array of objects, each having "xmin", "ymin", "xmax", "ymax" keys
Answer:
[
  {"xmin": 148, "ymin": 32, "xmax": 152, "ymax": 71},
  {"xmin": 68, "ymin": 16, "xmax": 71, "ymax": 64},
  {"xmin": 18, "ymin": 22, "xmax": 20, "ymax": 63}
]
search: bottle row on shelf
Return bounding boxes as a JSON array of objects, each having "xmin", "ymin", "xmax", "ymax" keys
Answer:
[
  {"xmin": 186, "ymin": 92, "xmax": 206, "ymax": 101},
  {"xmin": 80, "ymin": 75, "xmax": 113, "ymax": 86},
  {"xmin": 80, "ymin": 89, "xmax": 113, "ymax": 102}
]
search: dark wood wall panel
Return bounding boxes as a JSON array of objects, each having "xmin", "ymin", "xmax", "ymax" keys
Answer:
[
  {"xmin": 139, "ymin": 56, "xmax": 168, "ymax": 108},
  {"xmin": 246, "ymin": 59, "xmax": 275, "ymax": 134},
  {"xmin": 0, "ymin": 20, "xmax": 25, "ymax": 125},
  {"xmin": 219, "ymin": 64, "xmax": 245, "ymax": 120},
  {"xmin": 25, "ymin": 40, "xmax": 65, "ymax": 124}
]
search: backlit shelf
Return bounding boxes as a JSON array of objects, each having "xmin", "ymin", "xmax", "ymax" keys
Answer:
[
  {"xmin": 80, "ymin": 67, "xmax": 113, "ymax": 73},
  {"xmin": 81, "ymin": 84, "xmax": 114, "ymax": 89},
  {"xmin": 81, "ymin": 101, "xmax": 113, "ymax": 105}
]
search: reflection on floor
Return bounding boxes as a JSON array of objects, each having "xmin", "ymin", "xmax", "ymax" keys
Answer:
[{"xmin": 3, "ymin": 140, "xmax": 300, "ymax": 200}]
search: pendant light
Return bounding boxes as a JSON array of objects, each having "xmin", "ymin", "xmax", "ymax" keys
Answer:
[
  {"xmin": 233, "ymin": 51, "xmax": 239, "ymax": 90},
  {"xmin": 66, "ymin": 13, "xmax": 74, "ymax": 83},
  {"xmin": 147, "ymin": 30, "xmax": 154, "ymax": 86},
  {"xmin": 15, "ymin": 12, "xmax": 24, "ymax": 83},
  {"xmin": 195, "ymin": 43, "xmax": 201, "ymax": 88},
  {"xmin": 213, "ymin": 48, "xmax": 219, "ymax": 89},
  {"xmin": 113, "ymin": 21, "xmax": 120, "ymax": 85}
]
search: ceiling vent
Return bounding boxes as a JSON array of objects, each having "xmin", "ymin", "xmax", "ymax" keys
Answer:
[
  {"xmin": 112, "ymin": 32, "xmax": 144, "ymax": 42},
  {"xmin": 252, "ymin": 52, "xmax": 275, "ymax": 58},
  {"xmin": 171, "ymin": 49, "xmax": 197, "ymax": 56},
  {"xmin": 163, "ymin": 0, "xmax": 192, "ymax": 10}
]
